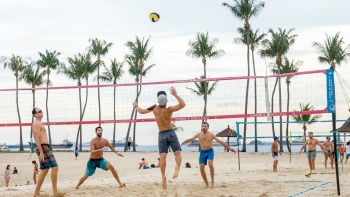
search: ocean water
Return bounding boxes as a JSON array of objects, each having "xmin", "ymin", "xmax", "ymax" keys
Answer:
[{"xmin": 6, "ymin": 144, "xmax": 319, "ymax": 153}]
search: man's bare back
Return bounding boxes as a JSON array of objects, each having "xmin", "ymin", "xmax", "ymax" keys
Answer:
[{"xmin": 152, "ymin": 106, "xmax": 173, "ymax": 131}]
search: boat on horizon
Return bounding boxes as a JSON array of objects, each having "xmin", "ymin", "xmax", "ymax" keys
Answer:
[{"xmin": 5, "ymin": 139, "xmax": 73, "ymax": 149}]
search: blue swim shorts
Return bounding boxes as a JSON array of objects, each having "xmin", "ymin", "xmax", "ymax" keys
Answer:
[
  {"xmin": 84, "ymin": 157, "xmax": 109, "ymax": 176},
  {"xmin": 158, "ymin": 129, "xmax": 182, "ymax": 153},
  {"xmin": 199, "ymin": 148, "xmax": 214, "ymax": 165}
]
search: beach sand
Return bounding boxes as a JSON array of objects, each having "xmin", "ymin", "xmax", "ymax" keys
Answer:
[{"xmin": 0, "ymin": 151, "xmax": 349, "ymax": 197}]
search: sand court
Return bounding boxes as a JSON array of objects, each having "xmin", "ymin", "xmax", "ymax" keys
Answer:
[{"xmin": 0, "ymin": 151, "xmax": 349, "ymax": 197}]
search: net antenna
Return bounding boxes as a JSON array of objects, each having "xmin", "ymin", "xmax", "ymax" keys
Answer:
[{"xmin": 262, "ymin": 34, "xmax": 271, "ymax": 121}]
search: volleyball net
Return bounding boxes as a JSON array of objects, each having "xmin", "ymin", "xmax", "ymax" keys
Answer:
[
  {"xmin": 0, "ymin": 68, "xmax": 337, "ymax": 149},
  {"xmin": 0, "ymin": 69, "xmax": 331, "ymax": 128}
]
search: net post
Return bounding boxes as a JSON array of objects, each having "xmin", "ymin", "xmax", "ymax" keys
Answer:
[{"xmin": 236, "ymin": 121, "xmax": 241, "ymax": 171}]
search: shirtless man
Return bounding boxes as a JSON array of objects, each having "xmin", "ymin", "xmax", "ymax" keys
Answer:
[
  {"xmin": 299, "ymin": 132, "xmax": 326, "ymax": 174},
  {"xmin": 133, "ymin": 86, "xmax": 185, "ymax": 189},
  {"xmin": 271, "ymin": 136, "xmax": 282, "ymax": 172},
  {"xmin": 76, "ymin": 126, "xmax": 125, "ymax": 189},
  {"xmin": 138, "ymin": 158, "xmax": 149, "ymax": 169},
  {"xmin": 322, "ymin": 136, "xmax": 334, "ymax": 169},
  {"xmin": 32, "ymin": 107, "xmax": 62, "ymax": 197},
  {"xmin": 181, "ymin": 122, "xmax": 236, "ymax": 188}
]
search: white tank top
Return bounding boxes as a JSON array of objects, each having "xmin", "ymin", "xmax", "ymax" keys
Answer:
[{"xmin": 346, "ymin": 145, "xmax": 350, "ymax": 154}]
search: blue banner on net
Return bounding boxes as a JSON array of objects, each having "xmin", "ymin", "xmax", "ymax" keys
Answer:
[{"xmin": 326, "ymin": 69, "xmax": 335, "ymax": 113}]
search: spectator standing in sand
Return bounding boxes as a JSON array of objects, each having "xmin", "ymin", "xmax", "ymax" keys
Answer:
[
  {"xmin": 181, "ymin": 122, "xmax": 236, "ymax": 188},
  {"xmin": 322, "ymin": 136, "xmax": 334, "ymax": 169},
  {"xmin": 133, "ymin": 86, "xmax": 185, "ymax": 190},
  {"xmin": 4, "ymin": 165, "xmax": 10, "ymax": 187},
  {"xmin": 271, "ymin": 136, "xmax": 282, "ymax": 172},
  {"xmin": 75, "ymin": 126, "xmax": 125, "ymax": 189},
  {"xmin": 345, "ymin": 142, "xmax": 350, "ymax": 164},
  {"xmin": 300, "ymin": 132, "xmax": 326, "ymax": 174},
  {"xmin": 75, "ymin": 147, "xmax": 79, "ymax": 160},
  {"xmin": 32, "ymin": 160, "xmax": 39, "ymax": 185},
  {"xmin": 32, "ymin": 107, "xmax": 63, "ymax": 197}
]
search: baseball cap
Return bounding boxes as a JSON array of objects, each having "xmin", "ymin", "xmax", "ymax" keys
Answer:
[
  {"xmin": 157, "ymin": 91, "xmax": 166, "ymax": 97},
  {"xmin": 273, "ymin": 136, "xmax": 278, "ymax": 140},
  {"xmin": 158, "ymin": 94, "xmax": 168, "ymax": 106}
]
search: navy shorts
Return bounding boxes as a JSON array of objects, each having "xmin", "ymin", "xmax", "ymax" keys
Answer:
[
  {"xmin": 158, "ymin": 129, "xmax": 182, "ymax": 153},
  {"xmin": 199, "ymin": 148, "xmax": 214, "ymax": 165}
]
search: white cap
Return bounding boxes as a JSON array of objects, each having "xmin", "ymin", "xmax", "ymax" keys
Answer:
[{"xmin": 157, "ymin": 94, "xmax": 168, "ymax": 106}]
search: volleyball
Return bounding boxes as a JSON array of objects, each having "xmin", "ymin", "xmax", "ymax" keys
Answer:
[
  {"xmin": 149, "ymin": 12, "xmax": 160, "ymax": 22},
  {"xmin": 305, "ymin": 171, "xmax": 311, "ymax": 178}
]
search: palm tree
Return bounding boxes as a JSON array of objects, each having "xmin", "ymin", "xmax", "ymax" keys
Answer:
[
  {"xmin": 186, "ymin": 32, "xmax": 224, "ymax": 122},
  {"xmin": 37, "ymin": 50, "xmax": 63, "ymax": 145},
  {"xmin": 124, "ymin": 36, "xmax": 154, "ymax": 152},
  {"xmin": 2, "ymin": 55, "xmax": 29, "ymax": 151},
  {"xmin": 271, "ymin": 57, "xmax": 302, "ymax": 152},
  {"xmin": 292, "ymin": 103, "xmax": 322, "ymax": 150},
  {"xmin": 88, "ymin": 38, "xmax": 113, "ymax": 126},
  {"xmin": 186, "ymin": 75, "xmax": 218, "ymax": 100},
  {"xmin": 61, "ymin": 54, "xmax": 85, "ymax": 151},
  {"xmin": 234, "ymin": 27, "xmax": 265, "ymax": 152},
  {"xmin": 19, "ymin": 62, "xmax": 47, "ymax": 138},
  {"xmin": 259, "ymin": 28, "xmax": 298, "ymax": 152},
  {"xmin": 172, "ymin": 121, "xmax": 184, "ymax": 133},
  {"xmin": 99, "ymin": 58, "xmax": 124, "ymax": 148},
  {"xmin": 312, "ymin": 32, "xmax": 350, "ymax": 70},
  {"xmin": 222, "ymin": 0, "xmax": 265, "ymax": 152}
]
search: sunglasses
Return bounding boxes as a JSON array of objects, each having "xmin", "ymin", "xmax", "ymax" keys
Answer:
[{"xmin": 36, "ymin": 110, "xmax": 43, "ymax": 114}]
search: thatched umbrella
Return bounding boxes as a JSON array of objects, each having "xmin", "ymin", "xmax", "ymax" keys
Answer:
[
  {"xmin": 333, "ymin": 117, "xmax": 350, "ymax": 143},
  {"xmin": 216, "ymin": 125, "xmax": 241, "ymax": 152}
]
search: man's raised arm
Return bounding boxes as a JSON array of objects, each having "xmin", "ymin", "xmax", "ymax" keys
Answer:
[
  {"xmin": 169, "ymin": 86, "xmax": 186, "ymax": 112},
  {"xmin": 133, "ymin": 101, "xmax": 153, "ymax": 114}
]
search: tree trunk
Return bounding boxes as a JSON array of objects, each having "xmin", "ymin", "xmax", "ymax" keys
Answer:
[
  {"xmin": 252, "ymin": 50, "xmax": 258, "ymax": 152},
  {"xmin": 303, "ymin": 124, "xmax": 307, "ymax": 152},
  {"xmin": 30, "ymin": 90, "xmax": 36, "ymax": 138},
  {"xmin": 132, "ymin": 112, "xmax": 137, "ymax": 152},
  {"xmin": 203, "ymin": 61, "xmax": 207, "ymax": 123},
  {"xmin": 112, "ymin": 85, "xmax": 116, "ymax": 148},
  {"xmin": 125, "ymin": 69, "xmax": 144, "ymax": 151},
  {"xmin": 286, "ymin": 82, "xmax": 291, "ymax": 152},
  {"xmin": 278, "ymin": 65, "xmax": 283, "ymax": 152},
  {"xmin": 76, "ymin": 86, "xmax": 82, "ymax": 151},
  {"xmin": 242, "ymin": 27, "xmax": 251, "ymax": 152},
  {"xmin": 270, "ymin": 78, "xmax": 278, "ymax": 137},
  {"xmin": 46, "ymin": 71, "xmax": 52, "ymax": 145},
  {"xmin": 16, "ymin": 76, "xmax": 23, "ymax": 151},
  {"xmin": 97, "ymin": 56, "xmax": 101, "ymax": 126}
]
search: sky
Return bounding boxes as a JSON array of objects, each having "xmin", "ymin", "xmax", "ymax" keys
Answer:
[{"xmin": 1, "ymin": 0, "xmax": 350, "ymax": 146}]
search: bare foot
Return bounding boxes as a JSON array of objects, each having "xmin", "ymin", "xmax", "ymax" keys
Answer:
[
  {"xmin": 173, "ymin": 166, "xmax": 180, "ymax": 179},
  {"xmin": 204, "ymin": 185, "xmax": 209, "ymax": 189},
  {"xmin": 210, "ymin": 183, "xmax": 215, "ymax": 188},
  {"xmin": 53, "ymin": 191, "xmax": 66, "ymax": 197},
  {"xmin": 162, "ymin": 176, "xmax": 167, "ymax": 190},
  {"xmin": 119, "ymin": 183, "xmax": 126, "ymax": 188}
]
